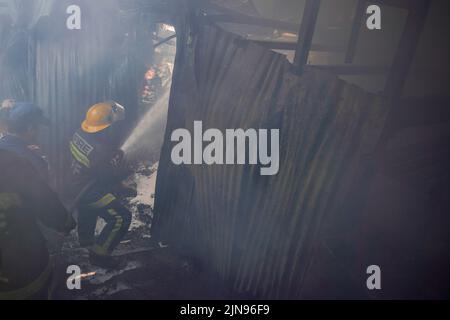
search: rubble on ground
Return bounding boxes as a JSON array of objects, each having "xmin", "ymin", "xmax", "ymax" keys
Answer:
[
  {"xmin": 56, "ymin": 162, "xmax": 158, "ymax": 299},
  {"xmin": 54, "ymin": 163, "xmax": 230, "ymax": 300}
]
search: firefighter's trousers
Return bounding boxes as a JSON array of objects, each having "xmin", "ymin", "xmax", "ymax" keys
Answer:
[{"xmin": 77, "ymin": 193, "xmax": 132, "ymax": 256}]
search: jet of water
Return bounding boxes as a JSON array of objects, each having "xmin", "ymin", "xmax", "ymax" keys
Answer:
[{"xmin": 121, "ymin": 88, "xmax": 170, "ymax": 163}]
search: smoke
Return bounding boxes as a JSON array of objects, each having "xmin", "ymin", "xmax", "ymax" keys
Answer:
[{"xmin": 121, "ymin": 87, "xmax": 170, "ymax": 163}]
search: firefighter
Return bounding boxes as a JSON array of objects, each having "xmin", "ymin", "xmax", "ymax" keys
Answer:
[
  {"xmin": 0, "ymin": 149, "xmax": 76, "ymax": 300},
  {"xmin": 0, "ymin": 102, "xmax": 50, "ymax": 181},
  {"xmin": 68, "ymin": 101, "xmax": 133, "ymax": 269}
]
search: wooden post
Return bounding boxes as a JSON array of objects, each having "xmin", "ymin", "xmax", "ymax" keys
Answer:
[
  {"xmin": 383, "ymin": 0, "xmax": 431, "ymax": 98},
  {"xmin": 293, "ymin": 0, "xmax": 322, "ymax": 71},
  {"xmin": 376, "ymin": 0, "xmax": 431, "ymax": 166},
  {"xmin": 345, "ymin": 0, "xmax": 367, "ymax": 63}
]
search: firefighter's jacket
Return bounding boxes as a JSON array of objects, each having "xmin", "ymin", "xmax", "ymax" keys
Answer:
[{"xmin": 67, "ymin": 129, "xmax": 128, "ymax": 204}]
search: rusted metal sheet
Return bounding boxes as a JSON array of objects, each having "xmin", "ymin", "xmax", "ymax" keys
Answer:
[{"xmin": 153, "ymin": 20, "xmax": 390, "ymax": 299}]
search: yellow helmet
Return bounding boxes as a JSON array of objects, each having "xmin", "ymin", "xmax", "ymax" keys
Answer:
[{"xmin": 82, "ymin": 101, "xmax": 125, "ymax": 133}]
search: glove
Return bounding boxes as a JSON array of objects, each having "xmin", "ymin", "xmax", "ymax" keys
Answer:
[{"xmin": 111, "ymin": 149, "xmax": 125, "ymax": 168}]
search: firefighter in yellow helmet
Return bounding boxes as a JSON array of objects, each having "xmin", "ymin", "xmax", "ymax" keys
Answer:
[{"xmin": 67, "ymin": 102, "xmax": 135, "ymax": 269}]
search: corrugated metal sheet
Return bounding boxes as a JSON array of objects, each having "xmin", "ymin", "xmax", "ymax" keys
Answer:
[
  {"xmin": 1, "ymin": 0, "xmax": 148, "ymax": 189},
  {"xmin": 152, "ymin": 20, "xmax": 390, "ymax": 299}
]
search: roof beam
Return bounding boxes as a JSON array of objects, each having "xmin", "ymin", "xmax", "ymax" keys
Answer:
[
  {"xmin": 252, "ymin": 40, "xmax": 344, "ymax": 52},
  {"xmin": 312, "ymin": 64, "xmax": 389, "ymax": 75},
  {"xmin": 203, "ymin": 10, "xmax": 299, "ymax": 33},
  {"xmin": 154, "ymin": 34, "xmax": 177, "ymax": 48}
]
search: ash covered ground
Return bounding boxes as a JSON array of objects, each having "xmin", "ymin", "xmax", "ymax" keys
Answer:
[{"xmin": 52, "ymin": 162, "xmax": 230, "ymax": 300}]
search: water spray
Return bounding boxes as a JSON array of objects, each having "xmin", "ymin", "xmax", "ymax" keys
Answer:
[{"xmin": 121, "ymin": 87, "xmax": 171, "ymax": 163}]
